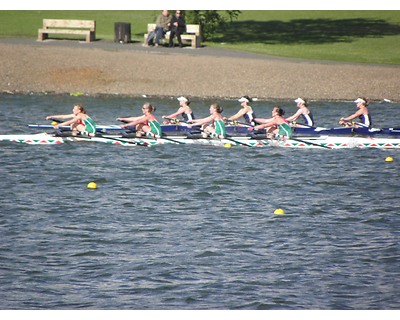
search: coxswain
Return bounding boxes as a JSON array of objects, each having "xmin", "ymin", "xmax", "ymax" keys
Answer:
[
  {"xmin": 339, "ymin": 97, "xmax": 371, "ymax": 128},
  {"xmin": 46, "ymin": 103, "xmax": 96, "ymax": 136}
]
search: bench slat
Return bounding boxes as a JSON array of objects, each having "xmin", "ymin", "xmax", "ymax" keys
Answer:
[
  {"xmin": 39, "ymin": 29, "xmax": 91, "ymax": 35},
  {"xmin": 185, "ymin": 25, "xmax": 200, "ymax": 35},
  {"xmin": 43, "ymin": 19, "xmax": 95, "ymax": 30}
]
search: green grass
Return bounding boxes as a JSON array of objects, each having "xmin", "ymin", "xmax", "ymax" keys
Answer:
[
  {"xmin": 210, "ymin": 10, "xmax": 400, "ymax": 64},
  {"xmin": 0, "ymin": 10, "xmax": 161, "ymax": 40},
  {"xmin": 1, "ymin": 10, "xmax": 399, "ymax": 64}
]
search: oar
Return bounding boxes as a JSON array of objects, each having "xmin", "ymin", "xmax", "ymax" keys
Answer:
[
  {"xmin": 339, "ymin": 120, "xmax": 367, "ymax": 128},
  {"xmin": 196, "ymin": 127, "xmax": 252, "ymax": 147},
  {"xmin": 48, "ymin": 118, "xmax": 63, "ymax": 123},
  {"xmin": 224, "ymin": 136, "xmax": 253, "ymax": 147},
  {"xmin": 290, "ymin": 121, "xmax": 315, "ymax": 128},
  {"xmin": 290, "ymin": 137, "xmax": 332, "ymax": 149},
  {"xmin": 163, "ymin": 117, "xmax": 183, "ymax": 124},
  {"xmin": 226, "ymin": 120, "xmax": 253, "ymax": 127},
  {"xmin": 158, "ymin": 135, "xmax": 185, "ymax": 144},
  {"xmin": 95, "ymin": 134, "xmax": 149, "ymax": 147}
]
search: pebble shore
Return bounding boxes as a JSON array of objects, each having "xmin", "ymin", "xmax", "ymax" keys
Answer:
[{"xmin": 1, "ymin": 41, "xmax": 399, "ymax": 101}]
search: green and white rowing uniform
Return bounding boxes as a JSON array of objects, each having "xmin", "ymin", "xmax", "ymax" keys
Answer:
[
  {"xmin": 83, "ymin": 117, "xmax": 96, "ymax": 134},
  {"xmin": 149, "ymin": 120, "xmax": 162, "ymax": 136},
  {"xmin": 212, "ymin": 119, "xmax": 226, "ymax": 138},
  {"xmin": 277, "ymin": 121, "xmax": 292, "ymax": 138}
]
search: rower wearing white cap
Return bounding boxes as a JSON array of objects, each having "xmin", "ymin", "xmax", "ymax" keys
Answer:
[
  {"xmin": 286, "ymin": 97, "xmax": 314, "ymax": 127},
  {"xmin": 339, "ymin": 97, "xmax": 371, "ymax": 128},
  {"xmin": 162, "ymin": 96, "xmax": 195, "ymax": 124},
  {"xmin": 223, "ymin": 95, "xmax": 257, "ymax": 126}
]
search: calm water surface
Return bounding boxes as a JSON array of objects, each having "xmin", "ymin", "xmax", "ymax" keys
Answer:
[{"xmin": 0, "ymin": 94, "xmax": 399, "ymax": 309}]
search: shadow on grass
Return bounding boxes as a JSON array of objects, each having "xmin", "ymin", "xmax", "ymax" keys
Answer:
[{"xmin": 214, "ymin": 18, "xmax": 400, "ymax": 44}]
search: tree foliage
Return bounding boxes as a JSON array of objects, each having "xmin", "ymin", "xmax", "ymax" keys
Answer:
[{"xmin": 184, "ymin": 10, "xmax": 241, "ymax": 41}]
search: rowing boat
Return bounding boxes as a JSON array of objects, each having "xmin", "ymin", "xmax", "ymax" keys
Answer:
[
  {"xmin": 292, "ymin": 126, "xmax": 400, "ymax": 136},
  {"xmin": 28, "ymin": 123, "xmax": 249, "ymax": 135},
  {"xmin": 28, "ymin": 123, "xmax": 400, "ymax": 137},
  {"xmin": 2, "ymin": 132, "xmax": 400, "ymax": 149}
]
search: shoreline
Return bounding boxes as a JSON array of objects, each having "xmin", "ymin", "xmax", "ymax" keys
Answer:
[
  {"xmin": 1, "ymin": 39, "xmax": 399, "ymax": 102},
  {"xmin": 0, "ymin": 91, "xmax": 394, "ymax": 104}
]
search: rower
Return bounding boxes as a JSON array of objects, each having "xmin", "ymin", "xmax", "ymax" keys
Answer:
[
  {"xmin": 223, "ymin": 95, "xmax": 257, "ymax": 126},
  {"xmin": 286, "ymin": 97, "xmax": 314, "ymax": 127},
  {"xmin": 162, "ymin": 96, "xmax": 195, "ymax": 124},
  {"xmin": 249, "ymin": 106, "xmax": 292, "ymax": 139},
  {"xmin": 46, "ymin": 103, "xmax": 96, "ymax": 137},
  {"xmin": 339, "ymin": 97, "xmax": 372, "ymax": 128},
  {"xmin": 117, "ymin": 103, "xmax": 162, "ymax": 138},
  {"xmin": 187, "ymin": 103, "xmax": 226, "ymax": 139}
]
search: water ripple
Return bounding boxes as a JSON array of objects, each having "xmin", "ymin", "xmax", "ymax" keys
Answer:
[{"xmin": 1, "ymin": 96, "xmax": 400, "ymax": 309}]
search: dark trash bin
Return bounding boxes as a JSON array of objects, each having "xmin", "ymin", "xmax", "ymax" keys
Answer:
[{"xmin": 114, "ymin": 22, "xmax": 131, "ymax": 43}]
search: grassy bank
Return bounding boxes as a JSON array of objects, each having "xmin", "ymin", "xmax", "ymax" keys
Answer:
[{"xmin": 0, "ymin": 10, "xmax": 399, "ymax": 64}]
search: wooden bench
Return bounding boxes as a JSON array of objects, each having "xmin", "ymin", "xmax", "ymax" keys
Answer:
[
  {"xmin": 38, "ymin": 19, "xmax": 96, "ymax": 43},
  {"xmin": 144, "ymin": 23, "xmax": 201, "ymax": 48}
]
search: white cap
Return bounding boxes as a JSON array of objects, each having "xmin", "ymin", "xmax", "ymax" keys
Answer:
[
  {"xmin": 354, "ymin": 98, "xmax": 366, "ymax": 104},
  {"xmin": 238, "ymin": 97, "xmax": 249, "ymax": 103},
  {"xmin": 177, "ymin": 96, "xmax": 188, "ymax": 102},
  {"xmin": 294, "ymin": 98, "xmax": 305, "ymax": 104}
]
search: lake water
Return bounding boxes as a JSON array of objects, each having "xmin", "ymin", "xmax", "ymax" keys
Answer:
[{"xmin": 0, "ymin": 94, "xmax": 399, "ymax": 310}]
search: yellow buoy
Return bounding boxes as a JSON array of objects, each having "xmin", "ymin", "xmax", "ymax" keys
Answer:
[
  {"xmin": 51, "ymin": 121, "xmax": 58, "ymax": 126},
  {"xmin": 224, "ymin": 143, "xmax": 232, "ymax": 149},
  {"xmin": 385, "ymin": 157, "xmax": 394, "ymax": 162},
  {"xmin": 87, "ymin": 182, "xmax": 97, "ymax": 189},
  {"xmin": 274, "ymin": 208, "xmax": 285, "ymax": 215}
]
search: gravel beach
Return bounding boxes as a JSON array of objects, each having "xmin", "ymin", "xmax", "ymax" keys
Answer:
[{"xmin": 1, "ymin": 39, "xmax": 399, "ymax": 101}]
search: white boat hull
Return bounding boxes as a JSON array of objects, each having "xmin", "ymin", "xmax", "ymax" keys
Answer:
[{"xmin": 2, "ymin": 133, "xmax": 400, "ymax": 149}]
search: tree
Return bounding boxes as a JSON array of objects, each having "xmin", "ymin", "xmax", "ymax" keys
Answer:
[{"xmin": 185, "ymin": 10, "xmax": 241, "ymax": 41}]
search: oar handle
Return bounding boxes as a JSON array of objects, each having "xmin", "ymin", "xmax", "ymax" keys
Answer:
[
  {"xmin": 226, "ymin": 120, "xmax": 253, "ymax": 127},
  {"xmin": 163, "ymin": 117, "xmax": 189, "ymax": 124},
  {"xmin": 116, "ymin": 118, "xmax": 130, "ymax": 124},
  {"xmin": 48, "ymin": 118, "xmax": 63, "ymax": 123},
  {"xmin": 290, "ymin": 121, "xmax": 314, "ymax": 128}
]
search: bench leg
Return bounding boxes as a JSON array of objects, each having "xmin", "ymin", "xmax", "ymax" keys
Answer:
[{"xmin": 38, "ymin": 32, "xmax": 47, "ymax": 41}]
